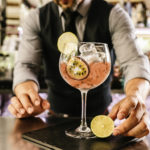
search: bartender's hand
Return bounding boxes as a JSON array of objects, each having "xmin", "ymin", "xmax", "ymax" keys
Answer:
[
  {"xmin": 109, "ymin": 78, "xmax": 150, "ymax": 138},
  {"xmin": 8, "ymin": 81, "xmax": 50, "ymax": 118}
]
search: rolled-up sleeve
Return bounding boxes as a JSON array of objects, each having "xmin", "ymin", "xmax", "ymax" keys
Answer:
[
  {"xmin": 13, "ymin": 8, "xmax": 42, "ymax": 91},
  {"xmin": 109, "ymin": 4, "xmax": 150, "ymax": 87}
]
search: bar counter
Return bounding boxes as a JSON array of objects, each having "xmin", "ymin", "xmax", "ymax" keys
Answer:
[{"xmin": 0, "ymin": 115, "xmax": 150, "ymax": 150}]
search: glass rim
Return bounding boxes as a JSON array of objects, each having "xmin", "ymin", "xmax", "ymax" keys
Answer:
[{"xmin": 79, "ymin": 42, "xmax": 108, "ymax": 46}]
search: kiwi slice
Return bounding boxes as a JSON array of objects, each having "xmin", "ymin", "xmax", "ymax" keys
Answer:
[{"xmin": 66, "ymin": 57, "xmax": 89, "ymax": 80}]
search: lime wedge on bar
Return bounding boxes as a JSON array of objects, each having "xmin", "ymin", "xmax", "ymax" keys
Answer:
[
  {"xmin": 91, "ymin": 115, "xmax": 114, "ymax": 138},
  {"xmin": 57, "ymin": 32, "xmax": 78, "ymax": 55}
]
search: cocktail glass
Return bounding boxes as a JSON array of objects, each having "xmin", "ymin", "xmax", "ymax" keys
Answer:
[{"xmin": 59, "ymin": 42, "xmax": 111, "ymax": 139}]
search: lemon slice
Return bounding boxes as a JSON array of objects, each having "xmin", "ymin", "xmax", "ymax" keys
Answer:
[
  {"xmin": 66, "ymin": 56, "xmax": 89, "ymax": 80},
  {"xmin": 91, "ymin": 115, "xmax": 114, "ymax": 138},
  {"xmin": 57, "ymin": 32, "xmax": 78, "ymax": 55}
]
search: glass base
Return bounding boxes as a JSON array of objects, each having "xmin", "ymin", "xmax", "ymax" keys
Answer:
[{"xmin": 65, "ymin": 125, "xmax": 96, "ymax": 139}]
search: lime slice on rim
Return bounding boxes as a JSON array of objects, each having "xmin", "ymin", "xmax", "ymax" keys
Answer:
[
  {"xmin": 91, "ymin": 115, "xmax": 114, "ymax": 138},
  {"xmin": 66, "ymin": 56, "xmax": 89, "ymax": 80},
  {"xmin": 57, "ymin": 32, "xmax": 78, "ymax": 55}
]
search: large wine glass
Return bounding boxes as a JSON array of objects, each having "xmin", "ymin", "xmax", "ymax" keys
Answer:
[{"xmin": 59, "ymin": 42, "xmax": 111, "ymax": 139}]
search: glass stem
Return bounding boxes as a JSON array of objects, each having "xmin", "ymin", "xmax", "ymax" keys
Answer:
[{"xmin": 80, "ymin": 90, "xmax": 88, "ymax": 129}]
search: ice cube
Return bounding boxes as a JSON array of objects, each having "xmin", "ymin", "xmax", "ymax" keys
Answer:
[
  {"xmin": 81, "ymin": 53, "xmax": 102, "ymax": 63},
  {"xmin": 98, "ymin": 52, "xmax": 106, "ymax": 59},
  {"xmin": 79, "ymin": 43, "xmax": 97, "ymax": 55},
  {"xmin": 95, "ymin": 45, "xmax": 104, "ymax": 52},
  {"xmin": 79, "ymin": 43, "xmax": 106, "ymax": 63}
]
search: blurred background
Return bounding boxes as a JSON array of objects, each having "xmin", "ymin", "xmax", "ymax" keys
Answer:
[{"xmin": 0, "ymin": 0, "xmax": 150, "ymax": 116}]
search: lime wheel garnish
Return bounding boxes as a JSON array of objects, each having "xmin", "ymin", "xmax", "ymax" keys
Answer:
[
  {"xmin": 57, "ymin": 32, "xmax": 78, "ymax": 55},
  {"xmin": 91, "ymin": 115, "xmax": 114, "ymax": 138},
  {"xmin": 66, "ymin": 57, "xmax": 89, "ymax": 80}
]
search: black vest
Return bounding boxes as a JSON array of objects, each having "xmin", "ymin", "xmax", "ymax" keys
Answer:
[{"xmin": 39, "ymin": 0, "xmax": 115, "ymax": 116}]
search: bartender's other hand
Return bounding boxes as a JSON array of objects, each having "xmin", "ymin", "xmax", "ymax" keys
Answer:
[
  {"xmin": 109, "ymin": 95, "xmax": 150, "ymax": 138},
  {"xmin": 8, "ymin": 81, "xmax": 50, "ymax": 118}
]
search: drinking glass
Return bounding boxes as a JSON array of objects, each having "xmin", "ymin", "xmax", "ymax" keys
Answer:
[{"xmin": 59, "ymin": 42, "xmax": 111, "ymax": 139}]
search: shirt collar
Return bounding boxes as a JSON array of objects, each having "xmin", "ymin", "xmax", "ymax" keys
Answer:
[{"xmin": 58, "ymin": 6, "xmax": 63, "ymax": 17}]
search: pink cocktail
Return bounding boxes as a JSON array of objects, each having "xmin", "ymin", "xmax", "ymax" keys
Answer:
[
  {"xmin": 59, "ymin": 42, "xmax": 111, "ymax": 139},
  {"xmin": 60, "ymin": 61, "xmax": 110, "ymax": 90}
]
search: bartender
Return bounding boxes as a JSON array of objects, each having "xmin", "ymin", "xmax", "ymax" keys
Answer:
[{"xmin": 8, "ymin": 0, "xmax": 150, "ymax": 138}]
